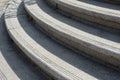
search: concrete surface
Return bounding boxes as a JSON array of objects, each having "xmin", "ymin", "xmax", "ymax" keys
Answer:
[
  {"xmin": 0, "ymin": 0, "xmax": 51, "ymax": 80},
  {"xmin": 45, "ymin": 0, "xmax": 120, "ymax": 30},
  {"xmin": 24, "ymin": 0, "xmax": 120, "ymax": 69},
  {"xmin": 5, "ymin": 0, "xmax": 120, "ymax": 80}
]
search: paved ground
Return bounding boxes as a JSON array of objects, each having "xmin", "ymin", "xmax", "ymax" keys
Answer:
[{"xmin": 0, "ymin": 0, "xmax": 51, "ymax": 80}]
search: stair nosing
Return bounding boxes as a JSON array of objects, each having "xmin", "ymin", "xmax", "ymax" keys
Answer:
[
  {"xmin": 24, "ymin": 0, "xmax": 120, "ymax": 68},
  {"xmin": 5, "ymin": 0, "xmax": 98, "ymax": 80},
  {"xmin": 46, "ymin": 0, "xmax": 120, "ymax": 29}
]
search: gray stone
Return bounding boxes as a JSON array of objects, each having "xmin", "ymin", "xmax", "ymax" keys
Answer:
[{"xmin": 45, "ymin": 0, "xmax": 120, "ymax": 30}]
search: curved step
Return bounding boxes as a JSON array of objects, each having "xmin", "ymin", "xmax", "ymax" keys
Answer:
[
  {"xmin": 0, "ymin": 52, "xmax": 20, "ymax": 80},
  {"xmin": 4, "ymin": 0, "xmax": 99, "ymax": 80},
  {"xmin": 5, "ymin": 0, "xmax": 120, "ymax": 80},
  {"xmin": 5, "ymin": 2, "xmax": 120, "ymax": 80},
  {"xmin": 45, "ymin": 0, "xmax": 120, "ymax": 31},
  {"xmin": 0, "ymin": 0, "xmax": 20, "ymax": 80},
  {"xmin": 0, "ymin": 0, "xmax": 51, "ymax": 80},
  {"xmin": 24, "ymin": 0, "xmax": 120, "ymax": 69}
]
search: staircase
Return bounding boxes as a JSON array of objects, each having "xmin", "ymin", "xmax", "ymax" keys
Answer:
[{"xmin": 1, "ymin": 0, "xmax": 120, "ymax": 79}]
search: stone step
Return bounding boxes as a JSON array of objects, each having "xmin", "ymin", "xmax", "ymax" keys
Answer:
[
  {"xmin": 4, "ymin": 0, "xmax": 97, "ymax": 80},
  {"xmin": 0, "ymin": 0, "xmax": 52, "ymax": 80},
  {"xmin": 0, "ymin": 52, "xmax": 19, "ymax": 80},
  {"xmin": 4, "ymin": 0, "xmax": 120, "ymax": 80},
  {"xmin": 45, "ymin": 0, "xmax": 120, "ymax": 32},
  {"xmin": 24, "ymin": 0, "xmax": 120, "ymax": 70}
]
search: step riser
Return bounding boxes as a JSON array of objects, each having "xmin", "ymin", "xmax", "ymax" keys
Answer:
[
  {"xmin": 5, "ymin": 17, "xmax": 70, "ymax": 80},
  {"xmin": 5, "ymin": 1, "xmax": 98, "ymax": 80},
  {"xmin": 4, "ymin": 0, "xmax": 120, "ymax": 79},
  {"xmin": 32, "ymin": 20, "xmax": 120, "ymax": 71},
  {"xmin": 24, "ymin": 1, "xmax": 120, "ymax": 70},
  {"xmin": 28, "ymin": 12, "xmax": 120, "ymax": 69},
  {"xmin": 45, "ymin": 0, "xmax": 120, "ymax": 32}
]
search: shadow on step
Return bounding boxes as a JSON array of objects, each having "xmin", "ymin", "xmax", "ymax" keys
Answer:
[
  {"xmin": 0, "ymin": 5, "xmax": 52, "ymax": 80},
  {"xmin": 38, "ymin": 0, "xmax": 120, "ymax": 43},
  {"xmin": 16, "ymin": 3, "xmax": 120, "ymax": 80},
  {"xmin": 77, "ymin": 0, "xmax": 120, "ymax": 10}
]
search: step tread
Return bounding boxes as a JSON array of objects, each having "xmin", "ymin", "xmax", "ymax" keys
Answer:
[
  {"xmin": 46, "ymin": 0, "xmax": 120, "ymax": 30},
  {"xmin": 24, "ymin": 0, "xmax": 120, "ymax": 68},
  {"xmin": 0, "ymin": 1, "xmax": 19, "ymax": 80},
  {"xmin": 5, "ymin": 0, "xmax": 120, "ymax": 80},
  {"xmin": 0, "ymin": 0, "xmax": 50, "ymax": 80},
  {"xmin": 77, "ymin": 0, "xmax": 120, "ymax": 9},
  {"xmin": 0, "ymin": 52, "xmax": 20, "ymax": 80},
  {"xmin": 5, "ymin": 1, "xmax": 96, "ymax": 80},
  {"xmin": 63, "ymin": 0, "xmax": 120, "ymax": 16}
]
